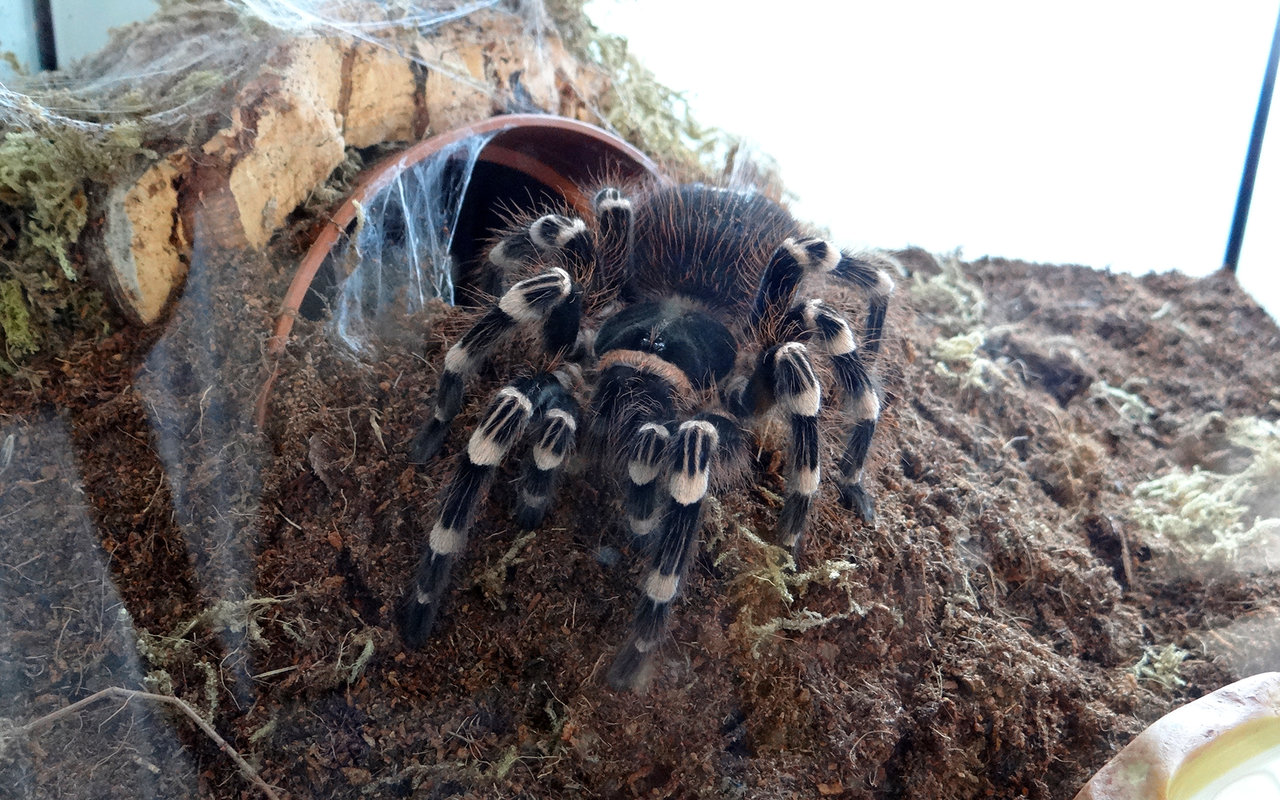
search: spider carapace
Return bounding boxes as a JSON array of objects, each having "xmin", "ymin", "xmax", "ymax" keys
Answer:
[{"xmin": 402, "ymin": 181, "xmax": 894, "ymax": 689}]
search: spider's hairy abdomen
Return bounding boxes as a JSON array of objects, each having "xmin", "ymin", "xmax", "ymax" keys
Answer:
[{"xmin": 631, "ymin": 184, "xmax": 800, "ymax": 310}]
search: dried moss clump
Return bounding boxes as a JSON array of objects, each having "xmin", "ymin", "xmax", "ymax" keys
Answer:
[
  {"xmin": 1132, "ymin": 414, "xmax": 1280, "ymax": 566},
  {"xmin": 0, "ymin": 277, "xmax": 35, "ymax": 362},
  {"xmin": 0, "ymin": 118, "xmax": 148, "ymax": 276},
  {"xmin": 0, "ymin": 113, "xmax": 150, "ymax": 366}
]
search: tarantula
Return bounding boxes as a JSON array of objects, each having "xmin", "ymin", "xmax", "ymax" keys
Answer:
[{"xmin": 402, "ymin": 181, "xmax": 894, "ymax": 689}]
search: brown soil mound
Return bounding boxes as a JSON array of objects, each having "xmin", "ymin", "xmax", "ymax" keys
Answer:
[{"xmin": 3, "ymin": 227, "xmax": 1278, "ymax": 799}]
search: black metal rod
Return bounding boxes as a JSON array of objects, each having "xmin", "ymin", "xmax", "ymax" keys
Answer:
[
  {"xmin": 33, "ymin": 0, "xmax": 58, "ymax": 71},
  {"xmin": 1224, "ymin": 3, "xmax": 1280, "ymax": 272}
]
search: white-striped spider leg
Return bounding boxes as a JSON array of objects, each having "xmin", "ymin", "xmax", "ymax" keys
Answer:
[
  {"xmin": 513, "ymin": 381, "xmax": 579, "ymax": 530},
  {"xmin": 591, "ymin": 186, "xmax": 635, "ymax": 296},
  {"xmin": 752, "ymin": 237, "xmax": 896, "ymax": 354},
  {"xmin": 402, "ymin": 373, "xmax": 569, "ymax": 646},
  {"xmin": 608, "ymin": 414, "xmax": 742, "ymax": 689},
  {"xmin": 490, "ymin": 213, "xmax": 594, "ymax": 280},
  {"xmin": 621, "ymin": 422, "xmax": 670, "ymax": 539},
  {"xmin": 726, "ymin": 342, "xmax": 824, "ymax": 551},
  {"xmin": 784, "ymin": 298, "xmax": 882, "ymax": 523},
  {"xmin": 409, "ymin": 268, "xmax": 580, "ymax": 463}
]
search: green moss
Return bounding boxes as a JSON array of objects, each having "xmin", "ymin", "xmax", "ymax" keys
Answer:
[
  {"xmin": 930, "ymin": 329, "xmax": 1009, "ymax": 392},
  {"xmin": 135, "ymin": 595, "xmax": 290, "ymax": 720},
  {"xmin": 1132, "ymin": 415, "xmax": 1280, "ymax": 564},
  {"xmin": 335, "ymin": 630, "xmax": 376, "ymax": 685},
  {"xmin": 1131, "ymin": 643, "xmax": 1188, "ymax": 690},
  {"xmin": 732, "ymin": 523, "xmax": 884, "ymax": 656},
  {"xmin": 0, "ymin": 120, "xmax": 148, "ymax": 279},
  {"xmin": 0, "ymin": 277, "xmax": 36, "ymax": 362},
  {"xmin": 911, "ymin": 249, "xmax": 987, "ymax": 332},
  {"xmin": 0, "ymin": 111, "xmax": 153, "ymax": 362},
  {"xmin": 1089, "ymin": 379, "xmax": 1154, "ymax": 424}
]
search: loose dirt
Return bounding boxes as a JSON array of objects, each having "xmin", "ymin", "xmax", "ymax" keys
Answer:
[{"xmin": 3, "ymin": 222, "xmax": 1278, "ymax": 799}]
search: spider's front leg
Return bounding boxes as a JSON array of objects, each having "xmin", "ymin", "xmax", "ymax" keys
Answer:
[
  {"xmin": 726, "ymin": 342, "xmax": 823, "ymax": 552},
  {"xmin": 608, "ymin": 414, "xmax": 742, "ymax": 690},
  {"xmin": 402, "ymin": 373, "xmax": 576, "ymax": 647},
  {"xmin": 623, "ymin": 422, "xmax": 670, "ymax": 538},
  {"xmin": 752, "ymin": 237, "xmax": 895, "ymax": 354},
  {"xmin": 784, "ymin": 299, "xmax": 882, "ymax": 523},
  {"xmin": 410, "ymin": 211, "xmax": 596, "ymax": 464},
  {"xmin": 746, "ymin": 237, "xmax": 893, "ymax": 536}
]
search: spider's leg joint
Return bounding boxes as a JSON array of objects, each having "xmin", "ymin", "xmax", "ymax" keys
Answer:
[
  {"xmin": 467, "ymin": 387, "xmax": 534, "ymax": 466},
  {"xmin": 784, "ymin": 236, "xmax": 841, "ymax": 272},
  {"xmin": 533, "ymin": 408, "xmax": 576, "ymax": 471},
  {"xmin": 593, "ymin": 185, "xmax": 634, "ymax": 291},
  {"xmin": 790, "ymin": 298, "xmax": 882, "ymax": 526},
  {"xmin": 515, "ymin": 380, "xmax": 579, "ymax": 530},
  {"xmin": 498, "ymin": 268, "xmax": 574, "ymax": 323},
  {"xmin": 628, "ymin": 422, "xmax": 670, "ymax": 485},
  {"xmin": 593, "ymin": 187, "xmax": 632, "ymax": 214},
  {"xmin": 773, "ymin": 342, "xmax": 822, "ymax": 418},
  {"xmin": 489, "ymin": 235, "xmax": 534, "ymax": 271},
  {"xmin": 530, "ymin": 214, "xmax": 588, "ymax": 250},
  {"xmin": 403, "ymin": 381, "xmax": 536, "ymax": 645},
  {"xmin": 832, "ymin": 250, "xmax": 897, "ymax": 355},
  {"xmin": 801, "ymin": 299, "xmax": 856, "ymax": 357},
  {"xmin": 669, "ymin": 419, "xmax": 718, "ymax": 505},
  {"xmin": 442, "ymin": 337, "xmax": 485, "ymax": 377},
  {"xmin": 643, "ymin": 568, "xmax": 679, "ymax": 604},
  {"xmin": 767, "ymin": 342, "xmax": 823, "ymax": 551},
  {"xmin": 624, "ymin": 422, "xmax": 671, "ymax": 538},
  {"xmin": 428, "ymin": 521, "xmax": 464, "ymax": 557}
]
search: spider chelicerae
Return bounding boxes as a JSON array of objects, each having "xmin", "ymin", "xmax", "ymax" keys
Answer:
[{"xmin": 402, "ymin": 181, "xmax": 894, "ymax": 689}]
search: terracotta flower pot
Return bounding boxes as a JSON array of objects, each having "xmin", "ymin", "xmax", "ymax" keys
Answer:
[{"xmin": 256, "ymin": 114, "xmax": 661, "ymax": 425}]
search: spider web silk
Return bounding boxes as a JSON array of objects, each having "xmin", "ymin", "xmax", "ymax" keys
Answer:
[
  {"xmin": 0, "ymin": 0, "xmax": 558, "ymax": 132},
  {"xmin": 329, "ymin": 130, "xmax": 498, "ymax": 353}
]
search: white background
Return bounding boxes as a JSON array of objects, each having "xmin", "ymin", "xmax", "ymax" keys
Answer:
[
  {"xmin": 5, "ymin": 1, "xmax": 1277, "ymax": 318},
  {"xmin": 587, "ymin": 1, "xmax": 1280, "ymax": 320}
]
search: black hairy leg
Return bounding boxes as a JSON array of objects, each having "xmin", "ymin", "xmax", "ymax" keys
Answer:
[
  {"xmin": 514, "ymin": 384, "xmax": 579, "ymax": 530},
  {"xmin": 725, "ymin": 341, "xmax": 824, "ymax": 551},
  {"xmin": 752, "ymin": 236, "xmax": 896, "ymax": 353},
  {"xmin": 402, "ymin": 373, "xmax": 568, "ymax": 646},
  {"xmin": 784, "ymin": 298, "xmax": 882, "ymax": 523},
  {"xmin": 608, "ymin": 413, "xmax": 742, "ymax": 690},
  {"xmin": 409, "ymin": 268, "xmax": 579, "ymax": 463}
]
